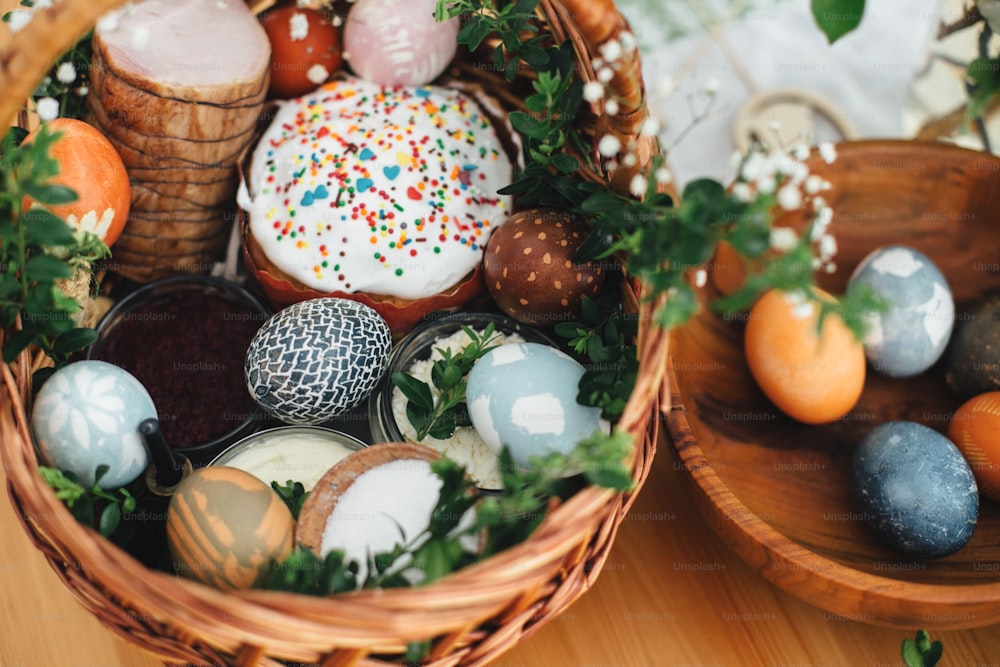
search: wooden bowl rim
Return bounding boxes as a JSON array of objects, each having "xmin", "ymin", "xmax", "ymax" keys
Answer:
[
  {"xmin": 667, "ymin": 137, "xmax": 1000, "ymax": 630},
  {"xmin": 295, "ymin": 442, "xmax": 442, "ymax": 556}
]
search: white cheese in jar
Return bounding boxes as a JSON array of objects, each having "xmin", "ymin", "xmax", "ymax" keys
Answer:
[
  {"xmin": 214, "ymin": 427, "xmax": 364, "ymax": 491},
  {"xmin": 391, "ymin": 328, "xmax": 524, "ymax": 489}
]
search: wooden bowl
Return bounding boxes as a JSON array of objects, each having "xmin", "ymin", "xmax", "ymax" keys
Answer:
[
  {"xmin": 667, "ymin": 139, "xmax": 1000, "ymax": 629},
  {"xmin": 296, "ymin": 442, "xmax": 440, "ymax": 555}
]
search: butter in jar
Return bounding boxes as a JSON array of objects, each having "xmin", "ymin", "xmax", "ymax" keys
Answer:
[{"xmin": 211, "ymin": 426, "xmax": 367, "ymax": 491}]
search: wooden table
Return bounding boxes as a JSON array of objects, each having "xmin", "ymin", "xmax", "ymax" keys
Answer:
[{"xmin": 4, "ymin": 433, "xmax": 1000, "ymax": 667}]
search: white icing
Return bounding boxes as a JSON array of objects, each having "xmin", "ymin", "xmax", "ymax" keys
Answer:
[{"xmin": 246, "ymin": 76, "xmax": 512, "ymax": 300}]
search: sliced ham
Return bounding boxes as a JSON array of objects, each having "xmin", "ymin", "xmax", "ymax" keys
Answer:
[{"xmin": 89, "ymin": 0, "xmax": 270, "ymax": 282}]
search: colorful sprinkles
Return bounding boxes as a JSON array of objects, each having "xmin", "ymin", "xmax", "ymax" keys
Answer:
[{"xmin": 249, "ymin": 76, "xmax": 511, "ymax": 298}]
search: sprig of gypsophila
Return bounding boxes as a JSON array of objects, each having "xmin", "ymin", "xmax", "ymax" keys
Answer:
[{"xmin": 572, "ymin": 33, "xmax": 883, "ymax": 339}]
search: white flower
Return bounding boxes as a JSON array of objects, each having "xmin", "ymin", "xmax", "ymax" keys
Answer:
[
  {"xmin": 582, "ymin": 81, "xmax": 604, "ymax": 103},
  {"xmin": 694, "ymin": 269, "xmax": 707, "ymax": 288},
  {"xmin": 654, "ymin": 76, "xmax": 675, "ymax": 99},
  {"xmin": 731, "ymin": 182, "xmax": 753, "ymax": 203},
  {"xmin": 767, "ymin": 120, "xmax": 781, "ymax": 133},
  {"xmin": 824, "ymin": 262, "xmax": 837, "ymax": 274},
  {"xmin": 756, "ymin": 175, "xmax": 777, "ymax": 195},
  {"xmin": 597, "ymin": 67, "xmax": 615, "ymax": 84},
  {"xmin": 639, "ymin": 116, "xmax": 661, "ymax": 137},
  {"xmin": 33, "ymin": 0, "xmax": 52, "ymax": 9},
  {"xmin": 703, "ymin": 77, "xmax": 719, "ymax": 95},
  {"xmin": 289, "ymin": 12, "xmax": 309, "ymax": 41},
  {"xmin": 36, "ymin": 97, "xmax": 60, "ymax": 121},
  {"xmin": 740, "ymin": 152, "xmax": 774, "ymax": 183},
  {"xmin": 769, "ymin": 227, "xmax": 798, "ymax": 252},
  {"xmin": 307, "ymin": 64, "xmax": 329, "ymax": 85},
  {"xmin": 791, "ymin": 301, "xmax": 815, "ymax": 319},
  {"xmin": 777, "ymin": 184, "xmax": 802, "ymax": 211},
  {"xmin": 7, "ymin": 10, "xmax": 32, "ymax": 33},
  {"xmin": 131, "ymin": 25, "xmax": 150, "ymax": 49},
  {"xmin": 819, "ymin": 141, "xmax": 837, "ymax": 164},
  {"xmin": 604, "ymin": 99, "xmax": 620, "ymax": 116},
  {"xmin": 97, "ymin": 9, "xmax": 124, "ymax": 33},
  {"xmin": 597, "ymin": 134, "xmax": 621, "ymax": 157},
  {"xmin": 811, "ymin": 204, "xmax": 834, "ymax": 240},
  {"xmin": 620, "ymin": 32, "xmax": 637, "ymax": 54},
  {"xmin": 623, "ymin": 152, "xmax": 638, "ymax": 167},
  {"xmin": 629, "ymin": 173, "xmax": 646, "ymax": 198},
  {"xmin": 804, "ymin": 175, "xmax": 825, "ymax": 195},
  {"xmin": 655, "ymin": 167, "xmax": 673, "ymax": 185},
  {"xmin": 599, "ymin": 39, "xmax": 622, "ymax": 63},
  {"xmin": 76, "ymin": 85, "xmax": 89, "ymax": 97},
  {"xmin": 790, "ymin": 143, "xmax": 810, "ymax": 161},
  {"xmin": 818, "ymin": 233, "xmax": 838, "ymax": 260},
  {"xmin": 56, "ymin": 62, "xmax": 77, "ymax": 84}
]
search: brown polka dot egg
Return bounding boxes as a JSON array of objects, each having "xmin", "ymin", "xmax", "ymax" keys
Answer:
[{"xmin": 483, "ymin": 208, "xmax": 605, "ymax": 324}]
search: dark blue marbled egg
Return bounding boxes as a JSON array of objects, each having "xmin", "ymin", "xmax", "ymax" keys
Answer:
[
  {"xmin": 245, "ymin": 298, "xmax": 391, "ymax": 425},
  {"xmin": 852, "ymin": 421, "xmax": 978, "ymax": 558},
  {"xmin": 848, "ymin": 245, "xmax": 953, "ymax": 378}
]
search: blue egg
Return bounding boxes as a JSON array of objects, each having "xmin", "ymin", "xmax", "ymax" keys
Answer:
[
  {"xmin": 848, "ymin": 245, "xmax": 954, "ymax": 377},
  {"xmin": 466, "ymin": 342, "xmax": 609, "ymax": 469},
  {"xmin": 32, "ymin": 361, "xmax": 155, "ymax": 488},
  {"xmin": 852, "ymin": 421, "xmax": 978, "ymax": 558}
]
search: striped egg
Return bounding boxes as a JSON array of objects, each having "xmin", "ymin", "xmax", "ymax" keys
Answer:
[
  {"xmin": 948, "ymin": 391, "xmax": 1000, "ymax": 503},
  {"xmin": 167, "ymin": 466, "xmax": 294, "ymax": 591}
]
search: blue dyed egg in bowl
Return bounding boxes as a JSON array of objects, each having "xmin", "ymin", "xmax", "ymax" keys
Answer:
[
  {"xmin": 368, "ymin": 311, "xmax": 557, "ymax": 490},
  {"xmin": 668, "ymin": 140, "xmax": 1000, "ymax": 629}
]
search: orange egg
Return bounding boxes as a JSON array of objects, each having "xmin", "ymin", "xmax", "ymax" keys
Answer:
[
  {"xmin": 947, "ymin": 391, "xmax": 1000, "ymax": 502},
  {"xmin": 744, "ymin": 288, "xmax": 866, "ymax": 424},
  {"xmin": 22, "ymin": 118, "xmax": 130, "ymax": 246},
  {"xmin": 167, "ymin": 466, "xmax": 294, "ymax": 591}
]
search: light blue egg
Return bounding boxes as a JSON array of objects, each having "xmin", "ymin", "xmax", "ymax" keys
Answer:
[
  {"xmin": 466, "ymin": 342, "xmax": 609, "ymax": 469},
  {"xmin": 32, "ymin": 361, "xmax": 154, "ymax": 488},
  {"xmin": 848, "ymin": 245, "xmax": 954, "ymax": 378}
]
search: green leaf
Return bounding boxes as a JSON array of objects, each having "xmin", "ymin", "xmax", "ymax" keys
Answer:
[
  {"xmin": 810, "ymin": 0, "xmax": 865, "ymax": 44},
  {"xmin": 509, "ymin": 111, "xmax": 550, "ymax": 141},
  {"xmin": 584, "ymin": 466, "xmax": 634, "ymax": 492},
  {"xmin": 2, "ymin": 326, "xmax": 36, "ymax": 363},
  {"xmin": 967, "ymin": 57, "xmax": 1000, "ymax": 120},
  {"xmin": 98, "ymin": 502, "xmax": 121, "ymax": 537},
  {"xmin": 24, "ymin": 253, "xmax": 73, "ymax": 281},
  {"xmin": 392, "ymin": 372, "xmax": 435, "ymax": 411},
  {"xmin": 22, "ymin": 207, "xmax": 77, "ymax": 246},
  {"xmin": 22, "ymin": 182, "xmax": 78, "ymax": 206},
  {"xmin": 52, "ymin": 327, "xmax": 97, "ymax": 355},
  {"xmin": 550, "ymin": 152, "xmax": 580, "ymax": 173}
]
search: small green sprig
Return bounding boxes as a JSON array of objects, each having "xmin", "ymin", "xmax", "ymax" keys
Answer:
[
  {"xmin": 436, "ymin": 0, "xmax": 548, "ymax": 80},
  {"xmin": 0, "ymin": 125, "xmax": 109, "ymax": 381},
  {"xmin": 39, "ymin": 465, "xmax": 137, "ymax": 538},
  {"xmin": 902, "ymin": 629, "xmax": 943, "ymax": 667},
  {"xmin": 555, "ymin": 295, "xmax": 638, "ymax": 421},
  {"xmin": 271, "ymin": 480, "xmax": 309, "ymax": 520},
  {"xmin": 391, "ymin": 323, "xmax": 503, "ymax": 441}
]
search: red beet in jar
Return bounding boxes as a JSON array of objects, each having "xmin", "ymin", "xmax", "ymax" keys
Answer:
[{"xmin": 88, "ymin": 276, "xmax": 271, "ymax": 464}]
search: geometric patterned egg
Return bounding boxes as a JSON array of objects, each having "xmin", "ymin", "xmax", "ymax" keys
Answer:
[
  {"xmin": 31, "ymin": 360, "xmax": 155, "ymax": 489},
  {"xmin": 167, "ymin": 466, "xmax": 294, "ymax": 590},
  {"xmin": 245, "ymin": 298, "xmax": 391, "ymax": 425}
]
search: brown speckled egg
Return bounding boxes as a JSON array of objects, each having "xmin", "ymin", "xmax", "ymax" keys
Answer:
[{"xmin": 483, "ymin": 209, "xmax": 605, "ymax": 324}]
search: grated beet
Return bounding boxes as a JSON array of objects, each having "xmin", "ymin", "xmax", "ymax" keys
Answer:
[{"xmin": 92, "ymin": 289, "xmax": 265, "ymax": 448}]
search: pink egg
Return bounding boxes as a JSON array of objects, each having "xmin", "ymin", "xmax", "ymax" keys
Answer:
[{"xmin": 343, "ymin": 0, "xmax": 459, "ymax": 86}]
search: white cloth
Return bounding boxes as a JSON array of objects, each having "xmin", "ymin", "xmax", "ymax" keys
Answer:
[{"xmin": 617, "ymin": 0, "xmax": 940, "ymax": 187}]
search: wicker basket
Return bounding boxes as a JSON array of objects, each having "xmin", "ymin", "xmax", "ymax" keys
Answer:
[{"xmin": 0, "ymin": 1, "xmax": 671, "ymax": 665}]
